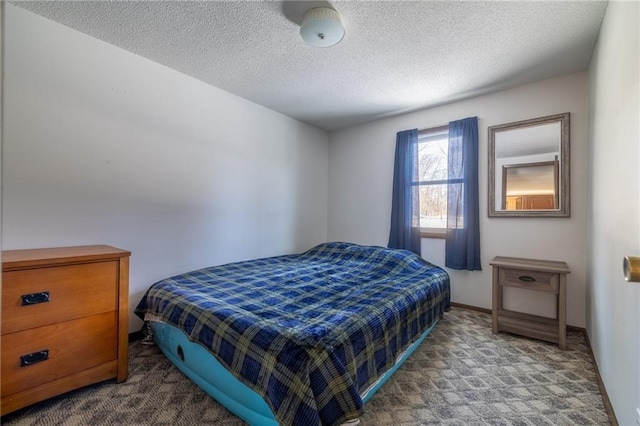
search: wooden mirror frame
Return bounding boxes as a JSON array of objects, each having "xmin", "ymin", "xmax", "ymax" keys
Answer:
[{"xmin": 488, "ymin": 113, "xmax": 570, "ymax": 217}]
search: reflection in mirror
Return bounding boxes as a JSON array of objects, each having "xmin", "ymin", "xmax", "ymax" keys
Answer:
[
  {"xmin": 488, "ymin": 113, "xmax": 570, "ymax": 217},
  {"xmin": 502, "ymin": 160, "xmax": 558, "ymax": 210}
]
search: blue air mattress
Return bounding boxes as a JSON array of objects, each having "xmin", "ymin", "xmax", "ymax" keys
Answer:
[{"xmin": 135, "ymin": 242, "xmax": 450, "ymax": 426}]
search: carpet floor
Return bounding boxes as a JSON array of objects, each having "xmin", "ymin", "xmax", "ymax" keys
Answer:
[{"xmin": 2, "ymin": 307, "xmax": 611, "ymax": 425}]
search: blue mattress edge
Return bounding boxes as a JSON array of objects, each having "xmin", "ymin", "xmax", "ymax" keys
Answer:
[
  {"xmin": 151, "ymin": 321, "xmax": 278, "ymax": 426},
  {"xmin": 150, "ymin": 319, "xmax": 439, "ymax": 425}
]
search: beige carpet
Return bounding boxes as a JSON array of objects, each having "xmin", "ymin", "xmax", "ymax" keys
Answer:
[{"xmin": 2, "ymin": 307, "xmax": 611, "ymax": 425}]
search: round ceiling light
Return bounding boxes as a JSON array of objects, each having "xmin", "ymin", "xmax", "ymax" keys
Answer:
[{"xmin": 300, "ymin": 7, "xmax": 345, "ymax": 48}]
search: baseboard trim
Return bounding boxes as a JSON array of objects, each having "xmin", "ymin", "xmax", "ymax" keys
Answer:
[
  {"xmin": 128, "ymin": 330, "xmax": 144, "ymax": 342},
  {"xmin": 450, "ymin": 302, "xmax": 618, "ymax": 425},
  {"xmin": 566, "ymin": 324, "xmax": 585, "ymax": 333},
  {"xmin": 450, "ymin": 303, "xmax": 587, "ymax": 333},
  {"xmin": 583, "ymin": 331, "xmax": 618, "ymax": 426},
  {"xmin": 449, "ymin": 302, "xmax": 492, "ymax": 315}
]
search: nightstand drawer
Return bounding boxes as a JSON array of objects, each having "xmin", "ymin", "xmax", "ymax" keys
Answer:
[
  {"xmin": 1, "ymin": 261, "xmax": 118, "ymax": 335},
  {"xmin": 499, "ymin": 268, "xmax": 559, "ymax": 293},
  {"xmin": 1, "ymin": 311, "xmax": 117, "ymax": 396}
]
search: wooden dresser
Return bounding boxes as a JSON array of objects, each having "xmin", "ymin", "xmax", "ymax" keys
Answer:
[
  {"xmin": 490, "ymin": 256, "xmax": 570, "ymax": 349},
  {"xmin": 1, "ymin": 245, "xmax": 130, "ymax": 415}
]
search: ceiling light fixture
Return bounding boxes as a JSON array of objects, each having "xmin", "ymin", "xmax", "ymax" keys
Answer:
[{"xmin": 300, "ymin": 7, "xmax": 344, "ymax": 48}]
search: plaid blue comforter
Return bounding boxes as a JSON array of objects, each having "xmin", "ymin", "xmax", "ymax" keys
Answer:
[{"xmin": 135, "ymin": 242, "xmax": 450, "ymax": 426}]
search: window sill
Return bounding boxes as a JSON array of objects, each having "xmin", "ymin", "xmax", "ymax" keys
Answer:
[{"xmin": 420, "ymin": 229, "xmax": 446, "ymax": 239}]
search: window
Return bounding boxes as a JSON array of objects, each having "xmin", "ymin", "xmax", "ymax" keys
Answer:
[
  {"xmin": 415, "ymin": 126, "xmax": 449, "ymax": 237},
  {"xmin": 389, "ymin": 118, "xmax": 480, "ymax": 268}
]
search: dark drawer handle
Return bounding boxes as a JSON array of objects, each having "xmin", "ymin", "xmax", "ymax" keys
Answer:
[
  {"xmin": 518, "ymin": 275, "xmax": 537, "ymax": 283},
  {"xmin": 21, "ymin": 291, "xmax": 50, "ymax": 306},
  {"xmin": 20, "ymin": 349, "xmax": 49, "ymax": 367}
]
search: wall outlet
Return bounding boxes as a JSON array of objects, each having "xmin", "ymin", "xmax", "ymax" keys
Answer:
[{"xmin": 636, "ymin": 407, "xmax": 640, "ymax": 425}]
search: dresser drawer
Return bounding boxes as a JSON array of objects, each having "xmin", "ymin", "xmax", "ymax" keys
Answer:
[
  {"xmin": 2, "ymin": 261, "xmax": 118, "ymax": 335},
  {"xmin": 499, "ymin": 268, "xmax": 559, "ymax": 293},
  {"xmin": 1, "ymin": 311, "xmax": 117, "ymax": 396}
]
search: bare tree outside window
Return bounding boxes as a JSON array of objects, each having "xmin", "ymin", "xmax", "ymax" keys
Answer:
[{"xmin": 415, "ymin": 129, "xmax": 449, "ymax": 230}]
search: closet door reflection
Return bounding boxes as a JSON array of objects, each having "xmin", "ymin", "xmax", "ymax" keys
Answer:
[{"xmin": 502, "ymin": 159, "xmax": 558, "ymax": 210}]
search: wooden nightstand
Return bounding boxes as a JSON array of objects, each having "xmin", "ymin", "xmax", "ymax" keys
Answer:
[
  {"xmin": 1, "ymin": 245, "xmax": 130, "ymax": 415},
  {"xmin": 490, "ymin": 256, "xmax": 570, "ymax": 349}
]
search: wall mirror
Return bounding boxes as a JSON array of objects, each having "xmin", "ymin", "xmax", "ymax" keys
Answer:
[{"xmin": 488, "ymin": 113, "xmax": 570, "ymax": 217}]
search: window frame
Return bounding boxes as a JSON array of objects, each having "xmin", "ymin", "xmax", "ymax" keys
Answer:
[{"xmin": 415, "ymin": 125, "xmax": 450, "ymax": 239}]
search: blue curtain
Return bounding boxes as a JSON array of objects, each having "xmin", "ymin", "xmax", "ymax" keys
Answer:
[
  {"xmin": 445, "ymin": 117, "xmax": 481, "ymax": 270},
  {"xmin": 388, "ymin": 129, "xmax": 421, "ymax": 255}
]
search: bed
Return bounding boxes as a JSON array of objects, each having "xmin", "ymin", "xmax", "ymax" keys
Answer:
[{"xmin": 134, "ymin": 242, "xmax": 450, "ymax": 426}]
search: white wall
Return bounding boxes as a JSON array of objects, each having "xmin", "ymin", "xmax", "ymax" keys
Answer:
[
  {"xmin": 2, "ymin": 5, "xmax": 329, "ymax": 332},
  {"xmin": 587, "ymin": 1, "xmax": 640, "ymax": 424},
  {"xmin": 328, "ymin": 72, "xmax": 588, "ymax": 327}
]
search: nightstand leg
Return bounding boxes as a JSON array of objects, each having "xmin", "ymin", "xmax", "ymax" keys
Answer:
[
  {"xmin": 558, "ymin": 275, "xmax": 567, "ymax": 350},
  {"xmin": 492, "ymin": 266, "xmax": 499, "ymax": 334}
]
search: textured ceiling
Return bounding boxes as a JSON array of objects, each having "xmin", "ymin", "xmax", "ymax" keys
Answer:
[{"xmin": 13, "ymin": 1, "xmax": 607, "ymax": 131}]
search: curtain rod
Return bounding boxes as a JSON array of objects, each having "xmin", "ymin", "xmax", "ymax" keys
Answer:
[{"xmin": 418, "ymin": 124, "xmax": 448, "ymax": 135}]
